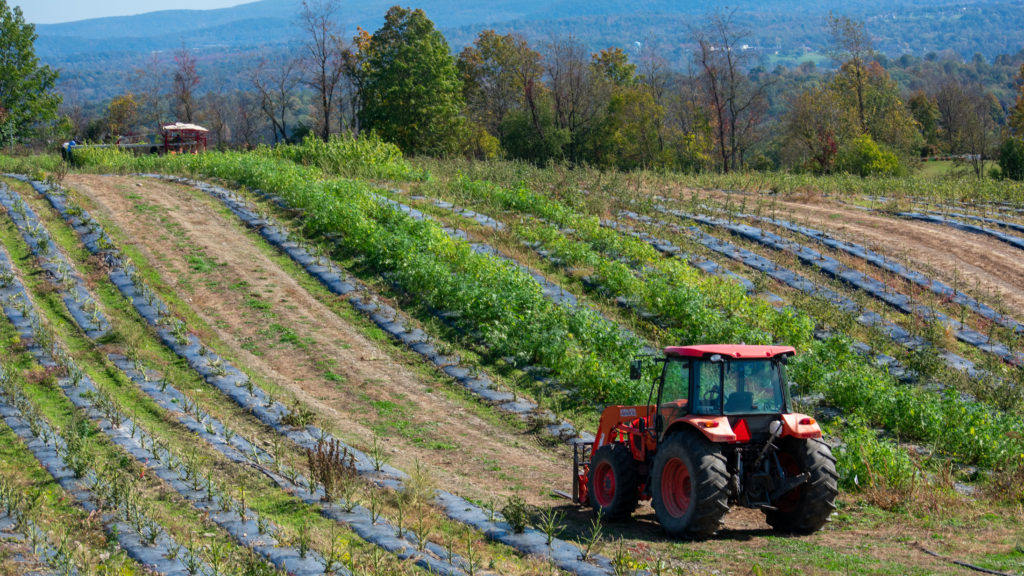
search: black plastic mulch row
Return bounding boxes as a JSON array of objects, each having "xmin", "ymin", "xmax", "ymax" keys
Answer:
[
  {"xmin": 0, "ymin": 236, "xmax": 319, "ymax": 574},
  {"xmin": 0, "ymin": 183, "xmax": 110, "ymax": 338},
  {"xmin": 900, "ymin": 211, "xmax": 1024, "ymax": 253},
  {"xmin": 0, "ymin": 271, "xmax": 201, "ymax": 576},
  {"xmin": 746, "ymin": 212, "xmax": 1024, "ymax": 335},
  {"xmin": 682, "ymin": 212, "xmax": 1024, "ymax": 368}
]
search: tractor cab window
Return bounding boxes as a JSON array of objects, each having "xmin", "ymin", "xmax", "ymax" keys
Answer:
[
  {"xmin": 658, "ymin": 359, "xmax": 690, "ymax": 427},
  {"xmin": 694, "ymin": 359, "xmax": 784, "ymax": 415},
  {"xmin": 660, "ymin": 360, "xmax": 689, "ymax": 404}
]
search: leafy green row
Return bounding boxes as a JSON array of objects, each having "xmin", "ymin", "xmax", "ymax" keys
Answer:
[
  {"xmin": 72, "ymin": 146, "xmax": 647, "ymax": 403},
  {"xmin": 520, "ymin": 221, "xmax": 815, "ymax": 348},
  {"xmin": 434, "ymin": 175, "xmax": 812, "ymax": 346}
]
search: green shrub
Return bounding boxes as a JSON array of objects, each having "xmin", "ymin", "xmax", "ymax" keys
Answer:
[
  {"xmin": 836, "ymin": 134, "xmax": 900, "ymax": 177},
  {"xmin": 274, "ymin": 134, "xmax": 428, "ymax": 181},
  {"xmin": 831, "ymin": 418, "xmax": 918, "ymax": 492}
]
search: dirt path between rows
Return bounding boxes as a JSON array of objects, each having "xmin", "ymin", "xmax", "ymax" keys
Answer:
[
  {"xmin": 65, "ymin": 173, "xmax": 570, "ymax": 506},
  {"xmin": 679, "ymin": 189, "xmax": 1024, "ymax": 320}
]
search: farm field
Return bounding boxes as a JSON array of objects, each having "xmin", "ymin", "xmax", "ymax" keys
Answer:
[{"xmin": 0, "ymin": 142, "xmax": 1023, "ymax": 575}]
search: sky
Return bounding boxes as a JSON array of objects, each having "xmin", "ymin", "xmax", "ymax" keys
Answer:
[{"xmin": 16, "ymin": 0, "xmax": 252, "ymax": 24}]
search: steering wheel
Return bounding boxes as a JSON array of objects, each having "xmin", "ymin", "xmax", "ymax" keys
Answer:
[{"xmin": 701, "ymin": 387, "xmax": 721, "ymax": 408}]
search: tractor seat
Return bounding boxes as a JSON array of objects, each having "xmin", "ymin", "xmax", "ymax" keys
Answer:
[{"xmin": 724, "ymin": 391, "xmax": 754, "ymax": 412}]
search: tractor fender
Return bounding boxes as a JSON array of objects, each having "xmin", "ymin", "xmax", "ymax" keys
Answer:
[
  {"xmin": 779, "ymin": 413, "xmax": 822, "ymax": 439},
  {"xmin": 664, "ymin": 415, "xmax": 736, "ymax": 443}
]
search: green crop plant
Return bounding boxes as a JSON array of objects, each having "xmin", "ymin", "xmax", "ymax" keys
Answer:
[{"xmin": 272, "ymin": 133, "xmax": 430, "ymax": 182}]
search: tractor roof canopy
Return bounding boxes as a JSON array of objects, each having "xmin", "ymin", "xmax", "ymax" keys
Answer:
[{"xmin": 664, "ymin": 344, "xmax": 795, "ymax": 360}]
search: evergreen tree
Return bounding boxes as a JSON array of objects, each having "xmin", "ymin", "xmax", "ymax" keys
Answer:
[{"xmin": 358, "ymin": 7, "xmax": 464, "ymax": 155}]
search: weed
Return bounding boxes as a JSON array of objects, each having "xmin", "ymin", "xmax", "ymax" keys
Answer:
[
  {"xmin": 577, "ymin": 510, "xmax": 605, "ymax": 561},
  {"xmin": 281, "ymin": 399, "xmax": 315, "ymax": 428},
  {"xmin": 306, "ymin": 438, "xmax": 357, "ymax": 503},
  {"xmin": 295, "ymin": 519, "xmax": 311, "ymax": 559},
  {"xmin": 401, "ymin": 459, "xmax": 436, "ymax": 507}
]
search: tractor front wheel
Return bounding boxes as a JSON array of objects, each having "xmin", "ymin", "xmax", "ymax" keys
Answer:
[
  {"xmin": 765, "ymin": 437, "xmax": 838, "ymax": 534},
  {"xmin": 650, "ymin": 431, "xmax": 730, "ymax": 538},
  {"xmin": 588, "ymin": 444, "xmax": 639, "ymax": 521}
]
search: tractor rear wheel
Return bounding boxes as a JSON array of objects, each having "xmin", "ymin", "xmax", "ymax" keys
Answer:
[
  {"xmin": 588, "ymin": 444, "xmax": 639, "ymax": 521},
  {"xmin": 765, "ymin": 437, "xmax": 838, "ymax": 534},
  {"xmin": 650, "ymin": 431, "xmax": 729, "ymax": 538}
]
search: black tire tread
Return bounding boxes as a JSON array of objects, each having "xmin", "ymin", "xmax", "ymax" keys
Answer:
[
  {"xmin": 588, "ymin": 443, "xmax": 639, "ymax": 521},
  {"xmin": 651, "ymin": 431, "xmax": 730, "ymax": 538},
  {"xmin": 766, "ymin": 437, "xmax": 839, "ymax": 533}
]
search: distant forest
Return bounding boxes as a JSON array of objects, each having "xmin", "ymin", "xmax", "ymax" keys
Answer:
[
  {"xmin": 40, "ymin": 0, "xmax": 1024, "ymax": 105},
  {"xmin": 34, "ymin": 1, "xmax": 1024, "ymax": 179}
]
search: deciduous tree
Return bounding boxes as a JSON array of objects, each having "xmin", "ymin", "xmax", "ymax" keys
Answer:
[
  {"xmin": 458, "ymin": 30, "xmax": 543, "ymax": 140},
  {"xmin": 172, "ymin": 44, "xmax": 199, "ymax": 123},
  {"xmin": 358, "ymin": 7, "xmax": 465, "ymax": 155},
  {"xmin": 782, "ymin": 85, "xmax": 847, "ymax": 172},
  {"xmin": 1009, "ymin": 63, "xmax": 1024, "ymax": 135},
  {"xmin": 0, "ymin": 0, "xmax": 59, "ymax": 145},
  {"xmin": 694, "ymin": 10, "xmax": 769, "ymax": 172},
  {"xmin": 106, "ymin": 93, "xmax": 138, "ymax": 142},
  {"xmin": 544, "ymin": 35, "xmax": 609, "ymax": 162},
  {"xmin": 299, "ymin": 0, "xmax": 344, "ymax": 140},
  {"xmin": 827, "ymin": 14, "xmax": 873, "ymax": 131}
]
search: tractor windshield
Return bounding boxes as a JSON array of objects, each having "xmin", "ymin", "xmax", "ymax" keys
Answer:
[{"xmin": 694, "ymin": 359, "xmax": 786, "ymax": 415}]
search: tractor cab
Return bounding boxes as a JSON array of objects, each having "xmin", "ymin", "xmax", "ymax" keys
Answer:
[
  {"xmin": 655, "ymin": 345, "xmax": 795, "ymax": 443},
  {"xmin": 574, "ymin": 344, "xmax": 837, "ymax": 538}
]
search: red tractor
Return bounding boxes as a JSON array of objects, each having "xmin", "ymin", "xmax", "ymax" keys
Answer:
[{"xmin": 572, "ymin": 345, "xmax": 837, "ymax": 537}]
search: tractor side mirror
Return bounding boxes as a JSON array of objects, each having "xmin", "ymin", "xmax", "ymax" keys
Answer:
[{"xmin": 629, "ymin": 359, "xmax": 643, "ymax": 380}]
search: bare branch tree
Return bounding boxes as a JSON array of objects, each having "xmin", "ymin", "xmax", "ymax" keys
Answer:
[
  {"xmin": 171, "ymin": 43, "xmax": 200, "ymax": 123},
  {"xmin": 250, "ymin": 55, "xmax": 301, "ymax": 144},
  {"xmin": 132, "ymin": 53, "xmax": 167, "ymax": 129},
  {"xmin": 828, "ymin": 13, "xmax": 874, "ymax": 132},
  {"xmin": 299, "ymin": 0, "xmax": 345, "ymax": 140},
  {"xmin": 694, "ymin": 10, "xmax": 769, "ymax": 172},
  {"xmin": 544, "ymin": 35, "xmax": 607, "ymax": 160},
  {"xmin": 935, "ymin": 79, "xmax": 999, "ymax": 177},
  {"xmin": 231, "ymin": 91, "xmax": 264, "ymax": 148}
]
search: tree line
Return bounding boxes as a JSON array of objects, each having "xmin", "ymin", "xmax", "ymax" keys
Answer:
[{"xmin": 6, "ymin": 0, "xmax": 1024, "ymax": 179}]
